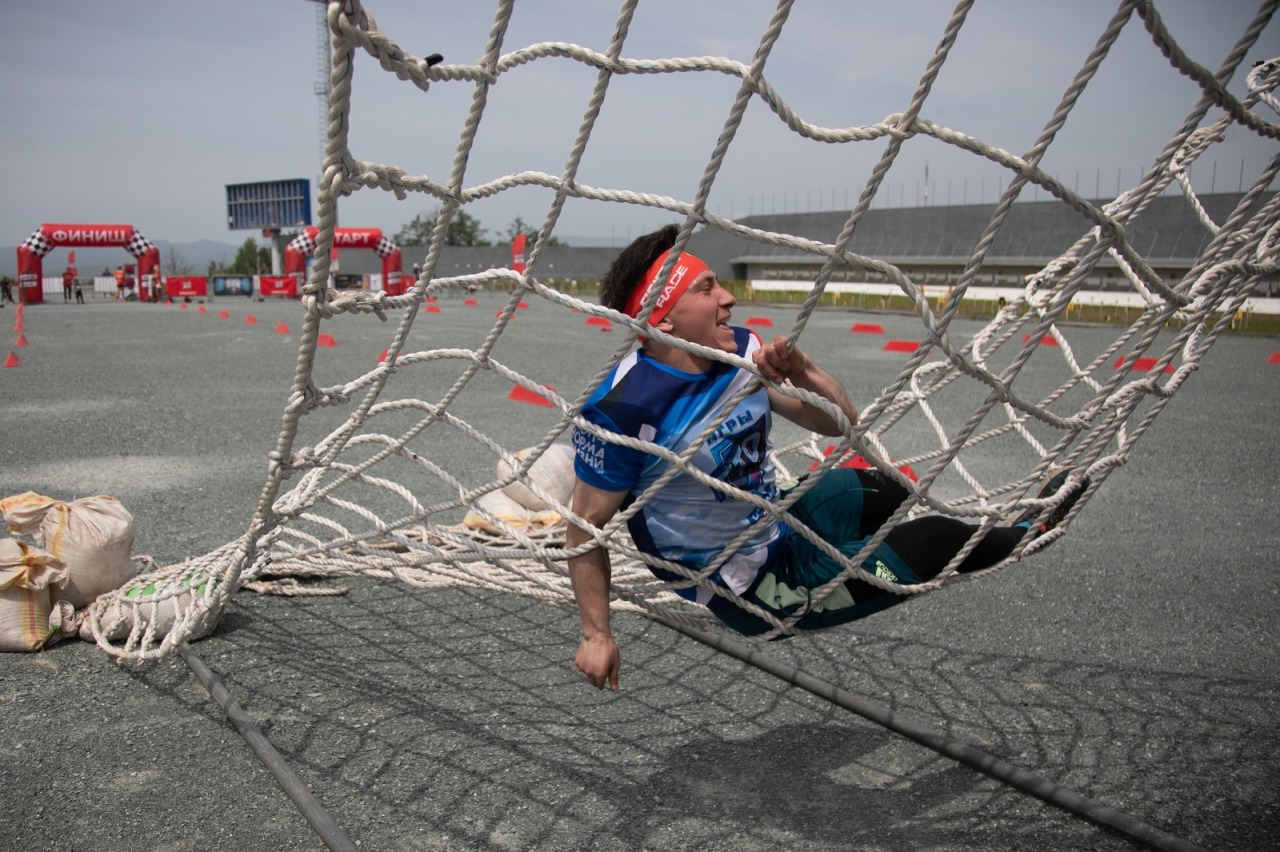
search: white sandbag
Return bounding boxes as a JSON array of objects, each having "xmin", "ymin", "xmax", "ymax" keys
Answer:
[
  {"xmin": 47, "ymin": 600, "xmax": 82, "ymax": 646},
  {"xmin": 0, "ymin": 538, "xmax": 69, "ymax": 652},
  {"xmin": 529, "ymin": 509, "xmax": 566, "ymax": 527},
  {"xmin": 497, "ymin": 444, "xmax": 576, "ymax": 511},
  {"xmin": 80, "ymin": 567, "xmax": 219, "ymax": 645},
  {"xmin": 463, "ymin": 490, "xmax": 537, "ymax": 534},
  {"xmin": 0, "ymin": 492, "xmax": 139, "ymax": 608}
]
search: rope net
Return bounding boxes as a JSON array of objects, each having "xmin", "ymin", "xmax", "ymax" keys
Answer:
[{"xmin": 83, "ymin": 0, "xmax": 1280, "ymax": 660}]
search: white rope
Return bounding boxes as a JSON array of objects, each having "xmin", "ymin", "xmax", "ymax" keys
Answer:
[{"xmin": 85, "ymin": 0, "xmax": 1280, "ymax": 660}]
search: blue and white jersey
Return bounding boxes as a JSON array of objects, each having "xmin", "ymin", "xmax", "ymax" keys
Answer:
[{"xmin": 572, "ymin": 327, "xmax": 785, "ymax": 604}]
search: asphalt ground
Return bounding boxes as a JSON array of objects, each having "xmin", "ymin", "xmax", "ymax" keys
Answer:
[{"xmin": 1, "ymin": 291, "xmax": 1277, "ymax": 852}]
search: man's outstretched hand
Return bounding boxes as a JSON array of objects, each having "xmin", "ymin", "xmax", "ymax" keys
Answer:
[{"xmin": 575, "ymin": 632, "xmax": 620, "ymax": 691}]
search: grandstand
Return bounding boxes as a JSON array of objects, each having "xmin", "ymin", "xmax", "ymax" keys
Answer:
[{"xmin": 696, "ymin": 192, "xmax": 1278, "ymax": 297}]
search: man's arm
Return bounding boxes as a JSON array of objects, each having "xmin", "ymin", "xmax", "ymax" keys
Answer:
[
  {"xmin": 566, "ymin": 479, "xmax": 630, "ymax": 690},
  {"xmin": 753, "ymin": 335, "xmax": 857, "ymax": 436}
]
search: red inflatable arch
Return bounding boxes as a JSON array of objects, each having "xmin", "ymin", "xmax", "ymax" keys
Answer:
[
  {"xmin": 16, "ymin": 223, "xmax": 161, "ymax": 304},
  {"xmin": 283, "ymin": 227, "xmax": 404, "ymax": 296}
]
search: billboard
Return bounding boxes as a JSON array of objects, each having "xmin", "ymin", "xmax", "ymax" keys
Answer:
[
  {"xmin": 225, "ymin": 179, "xmax": 312, "ymax": 231},
  {"xmin": 212, "ymin": 275, "xmax": 254, "ymax": 297}
]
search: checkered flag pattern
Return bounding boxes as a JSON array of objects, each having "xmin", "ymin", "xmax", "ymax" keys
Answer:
[
  {"xmin": 21, "ymin": 229, "xmax": 53, "ymax": 257},
  {"xmin": 125, "ymin": 229, "xmax": 155, "ymax": 258},
  {"xmin": 373, "ymin": 237, "xmax": 395, "ymax": 259},
  {"xmin": 287, "ymin": 231, "xmax": 318, "ymax": 256}
]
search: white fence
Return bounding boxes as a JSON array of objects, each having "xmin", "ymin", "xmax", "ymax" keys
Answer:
[
  {"xmin": 747, "ymin": 280, "xmax": 1280, "ymax": 315},
  {"xmin": 40, "ymin": 276, "xmax": 119, "ymax": 297}
]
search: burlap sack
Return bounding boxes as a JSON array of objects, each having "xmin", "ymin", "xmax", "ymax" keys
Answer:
[
  {"xmin": 0, "ymin": 538, "xmax": 71, "ymax": 652},
  {"xmin": 496, "ymin": 444, "xmax": 576, "ymax": 512},
  {"xmin": 0, "ymin": 492, "xmax": 139, "ymax": 608}
]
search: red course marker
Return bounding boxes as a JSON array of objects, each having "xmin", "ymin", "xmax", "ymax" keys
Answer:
[
  {"xmin": 809, "ymin": 446, "xmax": 918, "ymax": 482},
  {"xmin": 883, "ymin": 339, "xmax": 920, "ymax": 353},
  {"xmin": 317, "ymin": 333, "xmax": 337, "ymax": 347},
  {"xmin": 1113, "ymin": 356, "xmax": 1174, "ymax": 373},
  {"xmin": 14, "ymin": 334, "xmax": 28, "ymax": 347},
  {"xmin": 2, "ymin": 352, "xmax": 19, "ymax": 368},
  {"xmin": 746, "ymin": 316, "xmax": 773, "ymax": 327},
  {"xmin": 1022, "ymin": 333, "xmax": 1059, "ymax": 346},
  {"xmin": 245, "ymin": 315, "xmax": 258, "ymax": 325},
  {"xmin": 508, "ymin": 385, "xmax": 555, "ymax": 407},
  {"xmin": 1268, "ymin": 352, "xmax": 1280, "ymax": 364},
  {"xmin": 851, "ymin": 323, "xmax": 884, "ymax": 334},
  {"xmin": 274, "ymin": 322, "xmax": 290, "ymax": 335}
]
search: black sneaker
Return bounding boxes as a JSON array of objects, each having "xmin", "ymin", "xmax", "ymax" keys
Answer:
[{"xmin": 1015, "ymin": 470, "xmax": 1090, "ymax": 535}]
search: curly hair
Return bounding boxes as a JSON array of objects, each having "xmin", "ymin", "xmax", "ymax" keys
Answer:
[{"xmin": 598, "ymin": 225, "xmax": 678, "ymax": 313}]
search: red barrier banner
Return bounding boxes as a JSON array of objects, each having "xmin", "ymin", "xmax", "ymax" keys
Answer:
[
  {"xmin": 166, "ymin": 276, "xmax": 208, "ymax": 298},
  {"xmin": 259, "ymin": 276, "xmax": 298, "ymax": 298}
]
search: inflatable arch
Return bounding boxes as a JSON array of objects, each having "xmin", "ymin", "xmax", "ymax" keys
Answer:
[
  {"xmin": 284, "ymin": 227, "xmax": 404, "ymax": 295},
  {"xmin": 16, "ymin": 223, "xmax": 160, "ymax": 304}
]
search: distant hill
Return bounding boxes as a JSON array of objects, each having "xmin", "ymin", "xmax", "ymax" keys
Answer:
[{"xmin": 0, "ymin": 239, "xmax": 244, "ymax": 278}]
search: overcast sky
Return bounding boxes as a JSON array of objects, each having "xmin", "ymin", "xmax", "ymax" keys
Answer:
[{"xmin": 3, "ymin": 0, "xmax": 1278, "ymax": 251}]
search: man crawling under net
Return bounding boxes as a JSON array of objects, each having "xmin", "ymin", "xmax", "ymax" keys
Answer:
[{"xmin": 567, "ymin": 226, "xmax": 1087, "ymax": 691}]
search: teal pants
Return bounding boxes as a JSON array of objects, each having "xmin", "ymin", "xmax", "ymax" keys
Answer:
[{"xmin": 714, "ymin": 468, "xmax": 1021, "ymax": 635}]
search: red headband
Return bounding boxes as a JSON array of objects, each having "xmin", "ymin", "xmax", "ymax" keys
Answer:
[{"xmin": 623, "ymin": 249, "xmax": 710, "ymax": 327}]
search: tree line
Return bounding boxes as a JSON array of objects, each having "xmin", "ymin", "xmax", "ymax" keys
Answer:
[
  {"xmin": 171, "ymin": 208, "xmax": 562, "ymax": 278},
  {"xmin": 394, "ymin": 209, "xmax": 565, "ymax": 249}
]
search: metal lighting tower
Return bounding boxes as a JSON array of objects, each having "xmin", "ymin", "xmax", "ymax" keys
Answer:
[
  {"xmin": 312, "ymin": 0, "xmax": 328, "ymax": 167},
  {"xmin": 305, "ymin": 0, "xmax": 332, "ymax": 225}
]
